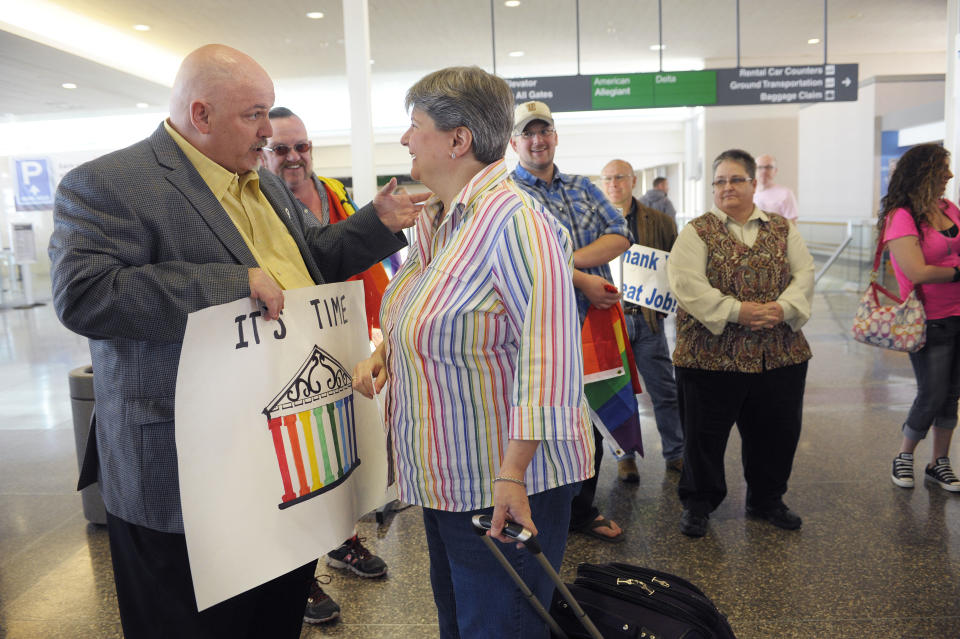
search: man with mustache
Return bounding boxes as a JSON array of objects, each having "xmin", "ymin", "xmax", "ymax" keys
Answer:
[
  {"xmin": 49, "ymin": 44, "xmax": 424, "ymax": 638},
  {"xmin": 260, "ymin": 106, "xmax": 391, "ymax": 624}
]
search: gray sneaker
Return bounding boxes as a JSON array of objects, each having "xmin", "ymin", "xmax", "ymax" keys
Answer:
[
  {"xmin": 892, "ymin": 452, "xmax": 915, "ymax": 488},
  {"xmin": 924, "ymin": 457, "xmax": 960, "ymax": 492},
  {"xmin": 326, "ymin": 535, "xmax": 387, "ymax": 577},
  {"xmin": 304, "ymin": 577, "xmax": 340, "ymax": 624}
]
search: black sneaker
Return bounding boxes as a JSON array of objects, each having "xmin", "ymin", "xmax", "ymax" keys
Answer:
[
  {"xmin": 304, "ymin": 577, "xmax": 340, "ymax": 624},
  {"xmin": 679, "ymin": 509, "xmax": 708, "ymax": 537},
  {"xmin": 892, "ymin": 452, "xmax": 915, "ymax": 488},
  {"xmin": 326, "ymin": 535, "xmax": 387, "ymax": 578},
  {"xmin": 924, "ymin": 457, "xmax": 960, "ymax": 492},
  {"xmin": 746, "ymin": 504, "xmax": 802, "ymax": 530}
]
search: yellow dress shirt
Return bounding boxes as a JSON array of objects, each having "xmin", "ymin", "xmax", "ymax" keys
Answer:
[{"xmin": 164, "ymin": 120, "xmax": 314, "ymax": 291}]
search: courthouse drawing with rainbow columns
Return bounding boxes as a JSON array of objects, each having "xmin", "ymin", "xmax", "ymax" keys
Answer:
[{"xmin": 262, "ymin": 345, "xmax": 359, "ymax": 509}]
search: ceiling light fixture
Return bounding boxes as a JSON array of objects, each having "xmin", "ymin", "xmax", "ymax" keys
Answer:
[
  {"xmin": 61, "ymin": 82, "xmax": 77, "ymax": 89},
  {"xmin": 649, "ymin": 44, "xmax": 665, "ymax": 51},
  {"xmin": 132, "ymin": 24, "xmax": 150, "ymax": 31},
  {"xmin": 508, "ymin": 50, "xmax": 524, "ymax": 57},
  {"xmin": 807, "ymin": 38, "xmax": 821, "ymax": 44},
  {"xmin": 306, "ymin": 11, "xmax": 324, "ymax": 19},
  {"xmin": 3, "ymin": 0, "xmax": 181, "ymax": 86},
  {"xmin": 136, "ymin": 102, "xmax": 149, "ymax": 108},
  {"xmin": 505, "ymin": 1, "xmax": 521, "ymax": 7}
]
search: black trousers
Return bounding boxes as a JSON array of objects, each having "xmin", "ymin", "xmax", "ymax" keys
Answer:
[
  {"xmin": 106, "ymin": 512, "xmax": 317, "ymax": 639},
  {"xmin": 569, "ymin": 425, "xmax": 603, "ymax": 529},
  {"xmin": 675, "ymin": 362, "xmax": 808, "ymax": 516}
]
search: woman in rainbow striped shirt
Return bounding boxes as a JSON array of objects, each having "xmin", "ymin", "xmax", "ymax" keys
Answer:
[{"xmin": 353, "ymin": 66, "xmax": 594, "ymax": 638}]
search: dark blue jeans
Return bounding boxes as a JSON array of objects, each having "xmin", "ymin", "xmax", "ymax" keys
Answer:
[
  {"xmin": 422, "ymin": 483, "xmax": 578, "ymax": 639},
  {"xmin": 903, "ymin": 316, "xmax": 960, "ymax": 441},
  {"xmin": 616, "ymin": 313, "xmax": 684, "ymax": 461}
]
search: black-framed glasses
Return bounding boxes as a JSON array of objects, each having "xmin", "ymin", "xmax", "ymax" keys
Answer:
[
  {"xmin": 711, "ymin": 176, "xmax": 750, "ymax": 188},
  {"xmin": 263, "ymin": 141, "xmax": 311, "ymax": 156},
  {"xmin": 516, "ymin": 127, "xmax": 555, "ymax": 140}
]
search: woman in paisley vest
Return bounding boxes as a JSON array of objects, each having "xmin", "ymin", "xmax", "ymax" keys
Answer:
[
  {"xmin": 883, "ymin": 144, "xmax": 960, "ymax": 493},
  {"xmin": 667, "ymin": 149, "xmax": 815, "ymax": 538}
]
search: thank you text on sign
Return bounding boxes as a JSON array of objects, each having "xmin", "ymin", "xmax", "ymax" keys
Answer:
[{"xmin": 621, "ymin": 244, "xmax": 677, "ymax": 314}]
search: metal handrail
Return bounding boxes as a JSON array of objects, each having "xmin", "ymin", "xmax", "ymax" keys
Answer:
[{"xmin": 814, "ymin": 220, "xmax": 854, "ymax": 283}]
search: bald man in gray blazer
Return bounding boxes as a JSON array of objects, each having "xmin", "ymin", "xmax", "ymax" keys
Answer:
[{"xmin": 49, "ymin": 45, "xmax": 422, "ymax": 639}]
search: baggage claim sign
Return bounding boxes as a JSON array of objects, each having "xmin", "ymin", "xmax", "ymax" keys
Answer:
[{"xmin": 507, "ymin": 64, "xmax": 857, "ymax": 111}]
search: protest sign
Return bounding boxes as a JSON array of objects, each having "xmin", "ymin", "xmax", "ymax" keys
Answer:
[
  {"xmin": 620, "ymin": 244, "xmax": 678, "ymax": 314},
  {"xmin": 176, "ymin": 282, "xmax": 391, "ymax": 610}
]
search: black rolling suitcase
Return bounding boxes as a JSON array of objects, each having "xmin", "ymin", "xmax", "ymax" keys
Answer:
[
  {"xmin": 472, "ymin": 515, "xmax": 736, "ymax": 639},
  {"xmin": 551, "ymin": 563, "xmax": 737, "ymax": 639}
]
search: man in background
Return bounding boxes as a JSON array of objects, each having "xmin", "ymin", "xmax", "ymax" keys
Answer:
[
  {"xmin": 510, "ymin": 100, "xmax": 630, "ymax": 544},
  {"xmin": 261, "ymin": 106, "xmax": 390, "ymax": 625},
  {"xmin": 600, "ymin": 159, "xmax": 684, "ymax": 482},
  {"xmin": 754, "ymin": 153, "xmax": 799, "ymax": 223},
  {"xmin": 639, "ymin": 176, "xmax": 677, "ymax": 220}
]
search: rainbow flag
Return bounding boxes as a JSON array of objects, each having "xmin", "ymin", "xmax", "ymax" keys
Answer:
[{"xmin": 581, "ymin": 304, "xmax": 644, "ymax": 456}]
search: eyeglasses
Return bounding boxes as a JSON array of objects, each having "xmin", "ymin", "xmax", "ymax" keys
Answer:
[
  {"xmin": 600, "ymin": 174, "xmax": 632, "ymax": 183},
  {"xmin": 757, "ymin": 164, "xmax": 776, "ymax": 170},
  {"xmin": 516, "ymin": 127, "xmax": 555, "ymax": 140},
  {"xmin": 711, "ymin": 176, "xmax": 751, "ymax": 188},
  {"xmin": 262, "ymin": 141, "xmax": 311, "ymax": 156}
]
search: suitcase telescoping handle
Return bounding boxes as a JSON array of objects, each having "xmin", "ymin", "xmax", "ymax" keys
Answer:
[{"xmin": 471, "ymin": 515, "xmax": 604, "ymax": 639}]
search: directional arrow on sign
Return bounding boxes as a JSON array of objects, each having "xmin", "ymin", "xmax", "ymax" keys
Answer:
[{"xmin": 842, "ymin": 77, "xmax": 852, "ymax": 87}]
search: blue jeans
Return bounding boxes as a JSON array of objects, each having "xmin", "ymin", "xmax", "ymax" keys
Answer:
[
  {"xmin": 615, "ymin": 313, "xmax": 684, "ymax": 461},
  {"xmin": 422, "ymin": 483, "xmax": 578, "ymax": 639},
  {"xmin": 903, "ymin": 316, "xmax": 960, "ymax": 441}
]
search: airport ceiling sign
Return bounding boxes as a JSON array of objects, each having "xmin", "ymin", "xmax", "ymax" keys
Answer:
[{"xmin": 506, "ymin": 64, "xmax": 858, "ymax": 112}]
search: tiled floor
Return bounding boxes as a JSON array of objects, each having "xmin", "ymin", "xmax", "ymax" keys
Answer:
[{"xmin": 1, "ymin": 291, "xmax": 958, "ymax": 638}]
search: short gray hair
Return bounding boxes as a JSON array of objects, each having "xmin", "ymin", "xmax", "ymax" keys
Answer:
[
  {"xmin": 404, "ymin": 66, "xmax": 514, "ymax": 165},
  {"xmin": 712, "ymin": 149, "xmax": 756, "ymax": 179}
]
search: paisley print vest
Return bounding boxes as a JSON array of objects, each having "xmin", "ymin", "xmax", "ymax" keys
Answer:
[{"xmin": 673, "ymin": 213, "xmax": 812, "ymax": 373}]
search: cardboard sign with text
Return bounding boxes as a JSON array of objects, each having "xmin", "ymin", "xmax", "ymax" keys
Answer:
[
  {"xmin": 620, "ymin": 244, "xmax": 678, "ymax": 314},
  {"xmin": 176, "ymin": 282, "xmax": 392, "ymax": 610}
]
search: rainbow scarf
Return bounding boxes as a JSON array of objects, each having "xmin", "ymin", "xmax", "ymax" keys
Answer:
[
  {"xmin": 581, "ymin": 303, "xmax": 644, "ymax": 456},
  {"xmin": 318, "ymin": 177, "xmax": 390, "ymax": 334}
]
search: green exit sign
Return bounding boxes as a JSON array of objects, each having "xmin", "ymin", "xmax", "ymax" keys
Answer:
[{"xmin": 591, "ymin": 71, "xmax": 718, "ymax": 109}]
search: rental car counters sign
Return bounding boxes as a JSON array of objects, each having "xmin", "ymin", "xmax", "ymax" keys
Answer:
[{"xmin": 505, "ymin": 64, "xmax": 857, "ymax": 112}]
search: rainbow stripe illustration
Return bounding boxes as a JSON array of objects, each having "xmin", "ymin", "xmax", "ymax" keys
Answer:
[{"xmin": 262, "ymin": 345, "xmax": 359, "ymax": 509}]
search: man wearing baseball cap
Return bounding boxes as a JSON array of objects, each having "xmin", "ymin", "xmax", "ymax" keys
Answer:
[{"xmin": 510, "ymin": 101, "xmax": 631, "ymax": 543}]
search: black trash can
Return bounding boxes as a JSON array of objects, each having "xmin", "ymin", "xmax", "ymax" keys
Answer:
[{"xmin": 69, "ymin": 365, "xmax": 106, "ymax": 525}]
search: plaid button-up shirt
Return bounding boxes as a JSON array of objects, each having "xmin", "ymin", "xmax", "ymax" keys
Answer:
[{"xmin": 511, "ymin": 163, "xmax": 629, "ymax": 322}]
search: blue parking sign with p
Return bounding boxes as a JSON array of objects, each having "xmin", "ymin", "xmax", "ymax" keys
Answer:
[{"xmin": 14, "ymin": 158, "xmax": 54, "ymax": 211}]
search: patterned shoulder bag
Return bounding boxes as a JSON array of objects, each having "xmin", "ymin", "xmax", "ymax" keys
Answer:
[{"xmin": 851, "ymin": 228, "xmax": 926, "ymax": 352}]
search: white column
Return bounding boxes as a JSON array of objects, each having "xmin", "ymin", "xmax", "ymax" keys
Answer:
[
  {"xmin": 342, "ymin": 0, "xmax": 376, "ymax": 205},
  {"xmin": 946, "ymin": 0, "xmax": 960, "ymax": 201}
]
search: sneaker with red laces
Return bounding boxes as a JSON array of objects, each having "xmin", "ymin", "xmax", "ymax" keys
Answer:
[
  {"xmin": 304, "ymin": 577, "xmax": 340, "ymax": 624},
  {"xmin": 326, "ymin": 535, "xmax": 387, "ymax": 577}
]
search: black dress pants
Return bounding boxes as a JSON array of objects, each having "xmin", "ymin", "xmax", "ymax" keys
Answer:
[
  {"xmin": 675, "ymin": 362, "xmax": 808, "ymax": 516},
  {"xmin": 106, "ymin": 511, "xmax": 318, "ymax": 639},
  {"xmin": 569, "ymin": 425, "xmax": 603, "ymax": 529}
]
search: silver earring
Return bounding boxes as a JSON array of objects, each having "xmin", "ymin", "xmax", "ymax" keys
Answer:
[{"xmin": 450, "ymin": 152, "xmax": 456, "ymax": 159}]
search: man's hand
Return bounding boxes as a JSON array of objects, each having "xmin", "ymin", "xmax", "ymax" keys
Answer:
[
  {"xmin": 372, "ymin": 178, "xmax": 430, "ymax": 232},
  {"xmin": 248, "ymin": 268, "xmax": 283, "ymax": 320},
  {"xmin": 576, "ymin": 272, "xmax": 621, "ymax": 309}
]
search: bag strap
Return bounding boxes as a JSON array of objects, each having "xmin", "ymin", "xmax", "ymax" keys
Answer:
[{"xmin": 874, "ymin": 214, "xmax": 925, "ymax": 303}]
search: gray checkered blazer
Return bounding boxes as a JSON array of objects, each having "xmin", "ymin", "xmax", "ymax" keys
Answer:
[{"xmin": 49, "ymin": 123, "xmax": 405, "ymax": 534}]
